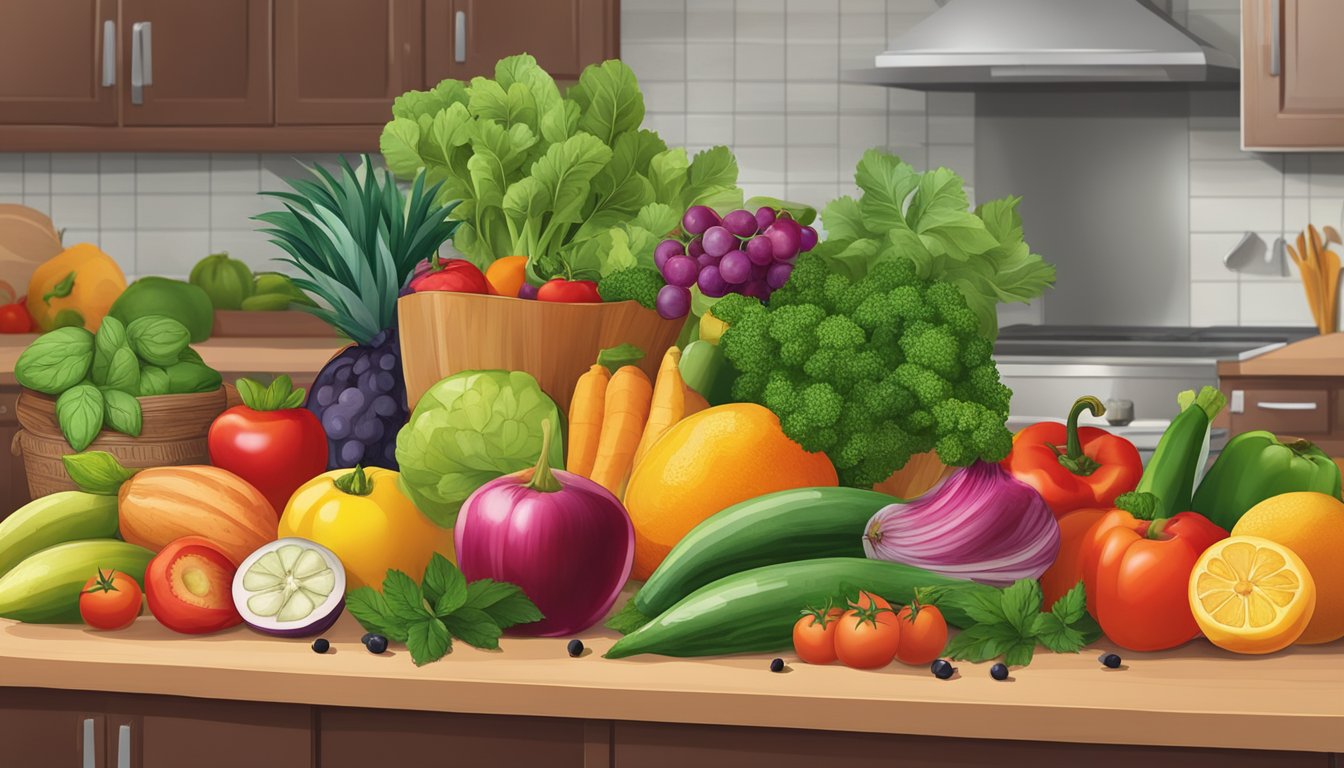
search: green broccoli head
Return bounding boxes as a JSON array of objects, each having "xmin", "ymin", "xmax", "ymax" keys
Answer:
[
  {"xmin": 597, "ymin": 267, "xmax": 663, "ymax": 309},
  {"xmin": 716, "ymin": 251, "xmax": 1014, "ymax": 488}
]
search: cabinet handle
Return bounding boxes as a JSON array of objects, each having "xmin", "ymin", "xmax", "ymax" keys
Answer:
[
  {"xmin": 130, "ymin": 21, "xmax": 152, "ymax": 105},
  {"xmin": 116, "ymin": 724, "xmax": 131, "ymax": 768},
  {"xmin": 81, "ymin": 718, "xmax": 96, "ymax": 768},
  {"xmin": 101, "ymin": 20, "xmax": 115, "ymax": 87},
  {"xmin": 455, "ymin": 11, "xmax": 466, "ymax": 63},
  {"xmin": 1256, "ymin": 401, "xmax": 1318, "ymax": 411},
  {"xmin": 1269, "ymin": 0, "xmax": 1280, "ymax": 76}
]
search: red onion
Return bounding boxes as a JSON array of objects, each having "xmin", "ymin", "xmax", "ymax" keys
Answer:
[
  {"xmin": 455, "ymin": 421, "xmax": 634, "ymax": 636},
  {"xmin": 862, "ymin": 462, "xmax": 1060, "ymax": 587}
]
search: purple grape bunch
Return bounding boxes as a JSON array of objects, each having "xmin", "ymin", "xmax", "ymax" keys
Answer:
[{"xmin": 652, "ymin": 204, "xmax": 818, "ymax": 320}]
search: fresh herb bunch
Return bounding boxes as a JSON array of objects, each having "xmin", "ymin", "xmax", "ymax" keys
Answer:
[
  {"xmin": 712, "ymin": 252, "xmax": 1014, "ymax": 488},
  {"xmin": 346, "ymin": 554, "xmax": 543, "ymax": 666},
  {"xmin": 928, "ymin": 580, "xmax": 1101, "ymax": 667}
]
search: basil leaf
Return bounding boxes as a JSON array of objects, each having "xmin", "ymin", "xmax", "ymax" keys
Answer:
[
  {"xmin": 441, "ymin": 608, "xmax": 503, "ymax": 650},
  {"xmin": 406, "ymin": 618, "xmax": 452, "ymax": 666},
  {"xmin": 104, "ymin": 347, "xmax": 140, "ymax": 393},
  {"xmin": 345, "ymin": 587, "xmax": 409, "ymax": 642},
  {"xmin": 137, "ymin": 365, "xmax": 170, "ymax": 397},
  {"xmin": 382, "ymin": 570, "xmax": 432, "ymax": 624},
  {"xmin": 127, "ymin": 316, "xmax": 191, "ymax": 366},
  {"xmin": 1049, "ymin": 580, "xmax": 1088, "ymax": 626},
  {"xmin": 999, "ymin": 579, "xmax": 1043, "ymax": 637},
  {"xmin": 91, "ymin": 317, "xmax": 128, "ymax": 385},
  {"xmin": 164, "ymin": 361, "xmax": 222, "ymax": 394},
  {"xmin": 177, "ymin": 346, "xmax": 204, "ymax": 365},
  {"xmin": 55, "ymin": 383, "xmax": 105, "ymax": 452},
  {"xmin": 14, "ymin": 327, "xmax": 94, "ymax": 394},
  {"xmin": 422, "ymin": 554, "xmax": 466, "ymax": 615},
  {"xmin": 61, "ymin": 450, "xmax": 136, "ymax": 495},
  {"xmin": 102, "ymin": 389, "xmax": 143, "ymax": 437},
  {"xmin": 1003, "ymin": 641, "xmax": 1035, "ymax": 668}
]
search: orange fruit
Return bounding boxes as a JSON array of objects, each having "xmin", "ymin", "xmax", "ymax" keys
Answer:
[
  {"xmin": 1189, "ymin": 536, "xmax": 1316, "ymax": 654},
  {"xmin": 484, "ymin": 255, "xmax": 528, "ymax": 298},
  {"xmin": 1231, "ymin": 491, "xmax": 1344, "ymax": 644},
  {"xmin": 623, "ymin": 403, "xmax": 838, "ymax": 580}
]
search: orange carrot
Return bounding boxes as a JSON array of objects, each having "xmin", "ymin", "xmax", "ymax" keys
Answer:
[
  {"xmin": 589, "ymin": 365, "xmax": 653, "ymax": 496},
  {"xmin": 633, "ymin": 347, "xmax": 687, "ymax": 468},
  {"xmin": 567, "ymin": 364, "xmax": 610, "ymax": 478}
]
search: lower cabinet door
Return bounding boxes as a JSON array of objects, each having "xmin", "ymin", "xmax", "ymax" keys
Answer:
[
  {"xmin": 109, "ymin": 694, "xmax": 313, "ymax": 768},
  {"xmin": 319, "ymin": 708, "xmax": 592, "ymax": 768},
  {"xmin": 0, "ymin": 689, "xmax": 108, "ymax": 768}
]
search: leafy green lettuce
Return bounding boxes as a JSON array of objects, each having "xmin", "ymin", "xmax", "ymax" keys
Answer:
[
  {"xmin": 816, "ymin": 149, "xmax": 1054, "ymax": 338},
  {"xmin": 380, "ymin": 54, "xmax": 743, "ymax": 281}
]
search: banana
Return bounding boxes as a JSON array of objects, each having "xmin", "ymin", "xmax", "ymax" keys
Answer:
[{"xmin": 0, "ymin": 491, "xmax": 119, "ymax": 577}]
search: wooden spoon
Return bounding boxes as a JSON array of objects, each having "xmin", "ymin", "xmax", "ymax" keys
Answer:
[
  {"xmin": 1322, "ymin": 246, "xmax": 1341, "ymax": 334},
  {"xmin": 1326, "ymin": 225, "xmax": 1342, "ymax": 246},
  {"xmin": 1310, "ymin": 225, "xmax": 1337, "ymax": 333},
  {"xmin": 1293, "ymin": 233, "xmax": 1325, "ymax": 332}
]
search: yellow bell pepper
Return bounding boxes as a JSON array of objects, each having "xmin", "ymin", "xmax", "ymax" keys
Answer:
[
  {"xmin": 27, "ymin": 243, "xmax": 127, "ymax": 331},
  {"xmin": 278, "ymin": 465, "xmax": 455, "ymax": 590}
]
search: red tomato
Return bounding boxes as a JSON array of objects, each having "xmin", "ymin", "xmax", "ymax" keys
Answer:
[
  {"xmin": 536, "ymin": 278, "xmax": 602, "ymax": 303},
  {"xmin": 894, "ymin": 602, "xmax": 948, "ymax": 666},
  {"xmin": 80, "ymin": 569, "xmax": 143, "ymax": 631},
  {"xmin": 410, "ymin": 259, "xmax": 490, "ymax": 294},
  {"xmin": 0, "ymin": 302, "xmax": 32, "ymax": 334},
  {"xmin": 852, "ymin": 591, "xmax": 892, "ymax": 612},
  {"xmin": 145, "ymin": 536, "xmax": 242, "ymax": 635},
  {"xmin": 208, "ymin": 379, "xmax": 328, "ymax": 514},
  {"xmin": 834, "ymin": 607, "xmax": 900, "ymax": 669},
  {"xmin": 792, "ymin": 608, "xmax": 843, "ymax": 665}
]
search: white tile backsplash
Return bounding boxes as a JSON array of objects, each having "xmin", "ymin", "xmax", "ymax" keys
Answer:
[{"xmin": 136, "ymin": 195, "xmax": 210, "ymax": 230}]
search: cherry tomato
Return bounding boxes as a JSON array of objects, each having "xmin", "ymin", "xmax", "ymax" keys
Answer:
[
  {"xmin": 145, "ymin": 536, "xmax": 242, "ymax": 635},
  {"xmin": 792, "ymin": 608, "xmax": 843, "ymax": 665},
  {"xmin": 0, "ymin": 302, "xmax": 33, "ymax": 333},
  {"xmin": 536, "ymin": 278, "xmax": 602, "ymax": 303},
  {"xmin": 410, "ymin": 259, "xmax": 490, "ymax": 294},
  {"xmin": 834, "ymin": 606, "xmax": 900, "ymax": 669},
  {"xmin": 852, "ymin": 590, "xmax": 892, "ymax": 612},
  {"xmin": 894, "ymin": 601, "xmax": 948, "ymax": 666},
  {"xmin": 80, "ymin": 569, "xmax": 143, "ymax": 631},
  {"xmin": 207, "ymin": 377, "xmax": 327, "ymax": 514}
]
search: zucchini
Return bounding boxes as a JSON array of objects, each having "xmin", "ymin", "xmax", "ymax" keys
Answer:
[
  {"xmin": 633, "ymin": 487, "xmax": 891, "ymax": 618},
  {"xmin": 1117, "ymin": 386, "xmax": 1226, "ymax": 520},
  {"xmin": 0, "ymin": 540, "xmax": 154, "ymax": 624},
  {"xmin": 606, "ymin": 557, "xmax": 967, "ymax": 658},
  {"xmin": 0, "ymin": 492, "xmax": 119, "ymax": 577}
]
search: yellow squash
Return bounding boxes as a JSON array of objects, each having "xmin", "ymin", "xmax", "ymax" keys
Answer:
[
  {"xmin": 278, "ymin": 465, "xmax": 455, "ymax": 590},
  {"xmin": 27, "ymin": 243, "xmax": 127, "ymax": 331}
]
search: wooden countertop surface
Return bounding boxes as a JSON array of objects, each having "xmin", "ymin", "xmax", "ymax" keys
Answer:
[
  {"xmin": 1219, "ymin": 333, "xmax": 1344, "ymax": 377},
  {"xmin": 0, "ymin": 613, "xmax": 1339, "ymax": 754},
  {"xmin": 0, "ymin": 335, "xmax": 345, "ymax": 386}
]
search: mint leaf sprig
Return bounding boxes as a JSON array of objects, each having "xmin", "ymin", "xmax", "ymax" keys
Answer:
[
  {"xmin": 345, "ymin": 554, "xmax": 543, "ymax": 666},
  {"xmin": 931, "ymin": 579, "xmax": 1101, "ymax": 668}
]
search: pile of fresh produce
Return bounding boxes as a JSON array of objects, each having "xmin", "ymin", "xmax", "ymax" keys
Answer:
[
  {"xmin": 14, "ymin": 316, "xmax": 221, "ymax": 450},
  {"xmin": 189, "ymin": 251, "xmax": 314, "ymax": 312},
  {"xmin": 27, "ymin": 243, "xmax": 127, "ymax": 333}
]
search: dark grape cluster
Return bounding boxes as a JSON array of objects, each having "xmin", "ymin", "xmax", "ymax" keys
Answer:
[
  {"xmin": 305, "ymin": 328, "xmax": 407, "ymax": 470},
  {"xmin": 652, "ymin": 205, "xmax": 818, "ymax": 319}
]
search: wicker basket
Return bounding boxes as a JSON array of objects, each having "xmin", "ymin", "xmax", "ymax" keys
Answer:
[
  {"xmin": 11, "ymin": 387, "xmax": 228, "ymax": 498},
  {"xmin": 398, "ymin": 292, "xmax": 684, "ymax": 414}
]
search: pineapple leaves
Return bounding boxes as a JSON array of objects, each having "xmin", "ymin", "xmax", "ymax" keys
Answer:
[{"xmin": 253, "ymin": 154, "xmax": 459, "ymax": 345}]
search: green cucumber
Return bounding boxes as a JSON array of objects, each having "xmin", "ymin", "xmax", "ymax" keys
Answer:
[
  {"xmin": 0, "ymin": 540, "xmax": 154, "ymax": 624},
  {"xmin": 634, "ymin": 487, "xmax": 891, "ymax": 618},
  {"xmin": 0, "ymin": 492, "xmax": 119, "ymax": 577},
  {"xmin": 606, "ymin": 557, "xmax": 967, "ymax": 659}
]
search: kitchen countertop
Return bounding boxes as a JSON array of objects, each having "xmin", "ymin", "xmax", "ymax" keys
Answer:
[
  {"xmin": 0, "ymin": 334, "xmax": 346, "ymax": 386},
  {"xmin": 1, "ymin": 613, "xmax": 1340, "ymax": 754},
  {"xmin": 1218, "ymin": 333, "xmax": 1344, "ymax": 377}
]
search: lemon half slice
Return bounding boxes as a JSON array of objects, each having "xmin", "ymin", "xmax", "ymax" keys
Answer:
[{"xmin": 1189, "ymin": 536, "xmax": 1316, "ymax": 654}]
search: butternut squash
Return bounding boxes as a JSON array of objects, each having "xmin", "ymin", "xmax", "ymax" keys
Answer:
[
  {"xmin": 28, "ymin": 243, "xmax": 127, "ymax": 332},
  {"xmin": 117, "ymin": 465, "xmax": 277, "ymax": 565}
]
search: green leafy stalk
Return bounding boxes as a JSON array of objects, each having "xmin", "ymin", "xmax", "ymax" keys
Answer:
[
  {"xmin": 929, "ymin": 580, "xmax": 1101, "ymax": 667},
  {"xmin": 235, "ymin": 375, "xmax": 306, "ymax": 411}
]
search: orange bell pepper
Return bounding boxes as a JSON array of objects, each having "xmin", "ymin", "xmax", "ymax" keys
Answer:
[{"xmin": 1038, "ymin": 507, "xmax": 1107, "ymax": 608}]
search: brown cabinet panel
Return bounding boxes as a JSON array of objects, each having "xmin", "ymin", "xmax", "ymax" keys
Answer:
[
  {"xmin": 276, "ymin": 0, "xmax": 423, "ymax": 125},
  {"xmin": 320, "ymin": 708, "xmax": 590, "ymax": 767},
  {"xmin": 0, "ymin": 689, "xmax": 108, "ymax": 768},
  {"xmin": 614, "ymin": 722, "xmax": 1332, "ymax": 768},
  {"xmin": 425, "ymin": 0, "xmax": 618, "ymax": 83},
  {"xmin": 111, "ymin": 694, "xmax": 313, "ymax": 768},
  {"xmin": 1, "ymin": 387, "xmax": 29, "ymax": 517},
  {"xmin": 1242, "ymin": 0, "xmax": 1344, "ymax": 149},
  {"xmin": 1230, "ymin": 387, "xmax": 1331, "ymax": 436},
  {"xmin": 120, "ymin": 0, "xmax": 272, "ymax": 126},
  {"xmin": 0, "ymin": 0, "xmax": 118, "ymax": 125}
]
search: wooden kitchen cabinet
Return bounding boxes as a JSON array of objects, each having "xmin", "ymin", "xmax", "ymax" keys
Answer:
[
  {"xmin": 1242, "ymin": 0, "xmax": 1344, "ymax": 149},
  {"xmin": 319, "ymin": 707, "xmax": 593, "ymax": 767},
  {"xmin": 109, "ymin": 695, "xmax": 312, "ymax": 768},
  {"xmin": 119, "ymin": 0, "xmax": 272, "ymax": 126},
  {"xmin": 425, "ymin": 0, "xmax": 619, "ymax": 83},
  {"xmin": 276, "ymin": 0, "xmax": 423, "ymax": 125},
  {"xmin": 0, "ymin": 0, "xmax": 118, "ymax": 125},
  {"xmin": 0, "ymin": 689, "xmax": 107, "ymax": 768}
]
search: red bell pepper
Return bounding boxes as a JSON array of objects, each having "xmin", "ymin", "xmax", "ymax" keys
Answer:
[
  {"xmin": 1081, "ymin": 508, "xmax": 1227, "ymax": 651},
  {"xmin": 1002, "ymin": 395, "xmax": 1143, "ymax": 517},
  {"xmin": 537, "ymin": 278, "xmax": 602, "ymax": 303}
]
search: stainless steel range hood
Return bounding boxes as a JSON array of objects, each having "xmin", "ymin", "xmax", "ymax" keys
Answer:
[{"xmin": 859, "ymin": 0, "xmax": 1238, "ymax": 87}]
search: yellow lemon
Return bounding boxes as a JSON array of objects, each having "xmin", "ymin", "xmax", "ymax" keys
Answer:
[{"xmin": 1189, "ymin": 536, "xmax": 1316, "ymax": 654}]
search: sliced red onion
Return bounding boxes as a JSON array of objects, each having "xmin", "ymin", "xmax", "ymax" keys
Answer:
[{"xmin": 862, "ymin": 462, "xmax": 1060, "ymax": 587}]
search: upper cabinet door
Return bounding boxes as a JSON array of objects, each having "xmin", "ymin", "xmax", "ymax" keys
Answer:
[
  {"xmin": 120, "ymin": 0, "xmax": 272, "ymax": 126},
  {"xmin": 0, "ymin": 0, "xmax": 117, "ymax": 125},
  {"xmin": 276, "ymin": 0, "xmax": 424, "ymax": 125},
  {"xmin": 1243, "ymin": 0, "xmax": 1344, "ymax": 149},
  {"xmin": 425, "ymin": 0, "xmax": 618, "ymax": 84}
]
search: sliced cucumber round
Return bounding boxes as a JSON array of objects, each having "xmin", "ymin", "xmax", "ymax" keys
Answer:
[{"xmin": 232, "ymin": 538, "xmax": 346, "ymax": 637}]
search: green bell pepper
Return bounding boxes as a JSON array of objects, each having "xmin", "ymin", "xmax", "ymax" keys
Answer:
[{"xmin": 1191, "ymin": 431, "xmax": 1341, "ymax": 530}]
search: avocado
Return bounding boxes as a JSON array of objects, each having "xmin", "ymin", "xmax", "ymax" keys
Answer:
[{"xmin": 108, "ymin": 277, "xmax": 215, "ymax": 342}]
